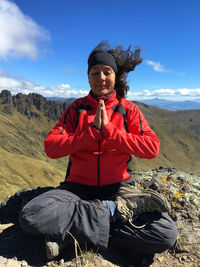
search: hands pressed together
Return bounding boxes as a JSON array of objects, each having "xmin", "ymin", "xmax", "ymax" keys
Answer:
[{"xmin": 94, "ymin": 100, "xmax": 109, "ymax": 130}]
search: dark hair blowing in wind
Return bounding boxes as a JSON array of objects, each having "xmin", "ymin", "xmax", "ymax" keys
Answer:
[{"xmin": 88, "ymin": 42, "xmax": 142, "ymax": 99}]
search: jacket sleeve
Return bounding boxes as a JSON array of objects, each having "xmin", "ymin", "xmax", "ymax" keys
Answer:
[
  {"xmin": 44, "ymin": 104, "xmax": 101, "ymax": 158},
  {"xmin": 101, "ymin": 103, "xmax": 160, "ymax": 159}
]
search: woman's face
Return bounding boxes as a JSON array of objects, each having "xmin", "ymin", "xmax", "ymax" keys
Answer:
[{"xmin": 88, "ymin": 64, "xmax": 116, "ymax": 96}]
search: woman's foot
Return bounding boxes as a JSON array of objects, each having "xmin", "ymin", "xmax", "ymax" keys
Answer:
[
  {"xmin": 115, "ymin": 184, "xmax": 171, "ymax": 225},
  {"xmin": 45, "ymin": 236, "xmax": 66, "ymax": 259}
]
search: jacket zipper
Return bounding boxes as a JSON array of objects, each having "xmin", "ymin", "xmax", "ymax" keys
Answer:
[{"xmin": 97, "ymin": 140, "xmax": 101, "ymax": 186}]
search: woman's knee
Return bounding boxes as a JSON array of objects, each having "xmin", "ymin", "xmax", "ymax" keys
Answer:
[
  {"xmin": 137, "ymin": 212, "xmax": 178, "ymax": 252},
  {"xmin": 163, "ymin": 221, "xmax": 178, "ymax": 249},
  {"xmin": 18, "ymin": 188, "xmax": 81, "ymax": 235},
  {"xmin": 154, "ymin": 213, "xmax": 178, "ymax": 250},
  {"xmin": 18, "ymin": 190, "xmax": 57, "ymax": 234}
]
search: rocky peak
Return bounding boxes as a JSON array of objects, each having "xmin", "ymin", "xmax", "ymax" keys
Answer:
[
  {"xmin": 0, "ymin": 90, "xmax": 14, "ymax": 114},
  {"xmin": 0, "ymin": 90, "xmax": 70, "ymax": 120},
  {"xmin": 0, "ymin": 90, "xmax": 12, "ymax": 98}
]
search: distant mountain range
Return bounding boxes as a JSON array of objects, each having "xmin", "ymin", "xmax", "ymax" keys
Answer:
[
  {"xmin": 47, "ymin": 96, "xmax": 77, "ymax": 103},
  {"xmin": 47, "ymin": 96, "xmax": 200, "ymax": 111},
  {"xmin": 140, "ymin": 98, "xmax": 200, "ymax": 111}
]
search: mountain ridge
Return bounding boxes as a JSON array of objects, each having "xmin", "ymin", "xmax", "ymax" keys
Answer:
[
  {"xmin": 0, "ymin": 90, "xmax": 70, "ymax": 120},
  {"xmin": 140, "ymin": 97, "xmax": 200, "ymax": 110},
  {"xmin": 46, "ymin": 95, "xmax": 200, "ymax": 111},
  {"xmin": 0, "ymin": 90, "xmax": 200, "ymax": 202}
]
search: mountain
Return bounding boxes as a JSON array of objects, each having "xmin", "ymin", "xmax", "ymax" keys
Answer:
[
  {"xmin": 0, "ymin": 90, "xmax": 70, "ymax": 120},
  {"xmin": 47, "ymin": 96, "xmax": 77, "ymax": 103},
  {"xmin": 46, "ymin": 96, "xmax": 200, "ymax": 111},
  {"xmin": 0, "ymin": 90, "xmax": 70, "ymax": 202},
  {"xmin": 140, "ymin": 98, "xmax": 200, "ymax": 111},
  {"xmin": 0, "ymin": 90, "xmax": 200, "ymax": 202}
]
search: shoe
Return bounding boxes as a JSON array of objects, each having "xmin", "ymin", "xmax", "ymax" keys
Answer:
[
  {"xmin": 45, "ymin": 236, "xmax": 66, "ymax": 260},
  {"xmin": 115, "ymin": 184, "xmax": 171, "ymax": 227},
  {"xmin": 134, "ymin": 253, "xmax": 155, "ymax": 267}
]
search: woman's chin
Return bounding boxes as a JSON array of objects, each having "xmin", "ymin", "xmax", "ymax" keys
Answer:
[{"xmin": 92, "ymin": 88, "xmax": 112, "ymax": 96}]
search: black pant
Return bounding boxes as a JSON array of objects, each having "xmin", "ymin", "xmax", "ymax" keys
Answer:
[{"xmin": 19, "ymin": 180, "xmax": 178, "ymax": 254}]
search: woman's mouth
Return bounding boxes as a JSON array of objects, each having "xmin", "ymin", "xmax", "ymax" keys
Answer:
[{"xmin": 96, "ymin": 85, "xmax": 107, "ymax": 89}]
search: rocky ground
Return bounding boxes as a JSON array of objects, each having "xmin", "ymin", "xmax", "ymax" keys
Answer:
[{"xmin": 0, "ymin": 167, "xmax": 199, "ymax": 267}]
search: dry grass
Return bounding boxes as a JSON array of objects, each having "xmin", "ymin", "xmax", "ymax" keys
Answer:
[
  {"xmin": 72, "ymin": 251, "xmax": 117, "ymax": 267},
  {"xmin": 0, "ymin": 148, "xmax": 66, "ymax": 202},
  {"xmin": 133, "ymin": 103, "xmax": 200, "ymax": 175},
  {"xmin": 65, "ymin": 232, "xmax": 117, "ymax": 267},
  {"xmin": 0, "ymin": 111, "xmax": 67, "ymax": 202}
]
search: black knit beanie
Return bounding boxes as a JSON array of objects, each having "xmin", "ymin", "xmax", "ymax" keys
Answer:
[{"xmin": 88, "ymin": 51, "xmax": 118, "ymax": 74}]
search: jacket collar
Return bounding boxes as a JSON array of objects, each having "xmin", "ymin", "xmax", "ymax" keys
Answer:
[{"xmin": 85, "ymin": 90, "xmax": 118, "ymax": 108}]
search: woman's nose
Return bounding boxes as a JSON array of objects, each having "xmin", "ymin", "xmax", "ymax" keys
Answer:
[{"xmin": 99, "ymin": 71, "xmax": 106, "ymax": 80}]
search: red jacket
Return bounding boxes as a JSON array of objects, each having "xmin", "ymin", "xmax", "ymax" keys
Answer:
[{"xmin": 44, "ymin": 91, "xmax": 160, "ymax": 186}]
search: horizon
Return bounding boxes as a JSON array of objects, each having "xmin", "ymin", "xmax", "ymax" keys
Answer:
[
  {"xmin": 2, "ymin": 89, "xmax": 200, "ymax": 104},
  {"xmin": 0, "ymin": 0, "xmax": 200, "ymax": 102}
]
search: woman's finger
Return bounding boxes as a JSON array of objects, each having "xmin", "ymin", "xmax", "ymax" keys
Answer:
[
  {"xmin": 94, "ymin": 101, "xmax": 102, "ymax": 129},
  {"xmin": 101, "ymin": 100, "xmax": 109, "ymax": 127}
]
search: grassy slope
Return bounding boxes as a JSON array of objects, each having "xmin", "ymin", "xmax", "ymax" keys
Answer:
[
  {"xmin": 0, "ymin": 110, "xmax": 67, "ymax": 202},
  {"xmin": 131, "ymin": 103, "xmax": 200, "ymax": 176},
  {"xmin": 0, "ymin": 149, "xmax": 65, "ymax": 200},
  {"xmin": 0, "ymin": 104, "xmax": 200, "ymax": 202}
]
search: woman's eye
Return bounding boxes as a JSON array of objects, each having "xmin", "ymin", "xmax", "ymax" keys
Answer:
[
  {"xmin": 104, "ymin": 72, "xmax": 110, "ymax": 76},
  {"xmin": 90, "ymin": 72, "xmax": 98, "ymax": 77},
  {"xmin": 90, "ymin": 70, "xmax": 112, "ymax": 77}
]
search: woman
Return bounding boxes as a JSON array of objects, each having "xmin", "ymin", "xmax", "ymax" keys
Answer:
[{"xmin": 19, "ymin": 42, "xmax": 178, "ymax": 265}]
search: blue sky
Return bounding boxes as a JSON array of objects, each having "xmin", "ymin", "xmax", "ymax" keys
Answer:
[{"xmin": 0, "ymin": 0, "xmax": 200, "ymax": 101}]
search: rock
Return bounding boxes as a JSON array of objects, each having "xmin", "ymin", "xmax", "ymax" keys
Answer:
[
  {"xmin": 0, "ymin": 90, "xmax": 14, "ymax": 114},
  {"xmin": 0, "ymin": 167, "xmax": 199, "ymax": 267},
  {"xmin": 0, "ymin": 90, "xmax": 70, "ymax": 120},
  {"xmin": 21, "ymin": 260, "xmax": 28, "ymax": 266},
  {"xmin": 59, "ymin": 259, "xmax": 64, "ymax": 265}
]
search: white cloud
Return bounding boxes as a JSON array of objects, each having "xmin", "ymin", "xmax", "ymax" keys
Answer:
[
  {"xmin": 0, "ymin": 70, "xmax": 200, "ymax": 101},
  {"xmin": 145, "ymin": 60, "xmax": 170, "ymax": 72},
  {"xmin": 145, "ymin": 60, "xmax": 186, "ymax": 76},
  {"xmin": 177, "ymin": 88, "xmax": 200, "ymax": 96},
  {"xmin": 0, "ymin": 0, "xmax": 50, "ymax": 60},
  {"xmin": 0, "ymin": 76, "xmax": 21, "ymax": 87},
  {"xmin": 0, "ymin": 71, "xmax": 89, "ymax": 98},
  {"xmin": 58, "ymin": 84, "xmax": 71, "ymax": 90},
  {"xmin": 128, "ymin": 88, "xmax": 200, "ymax": 101}
]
